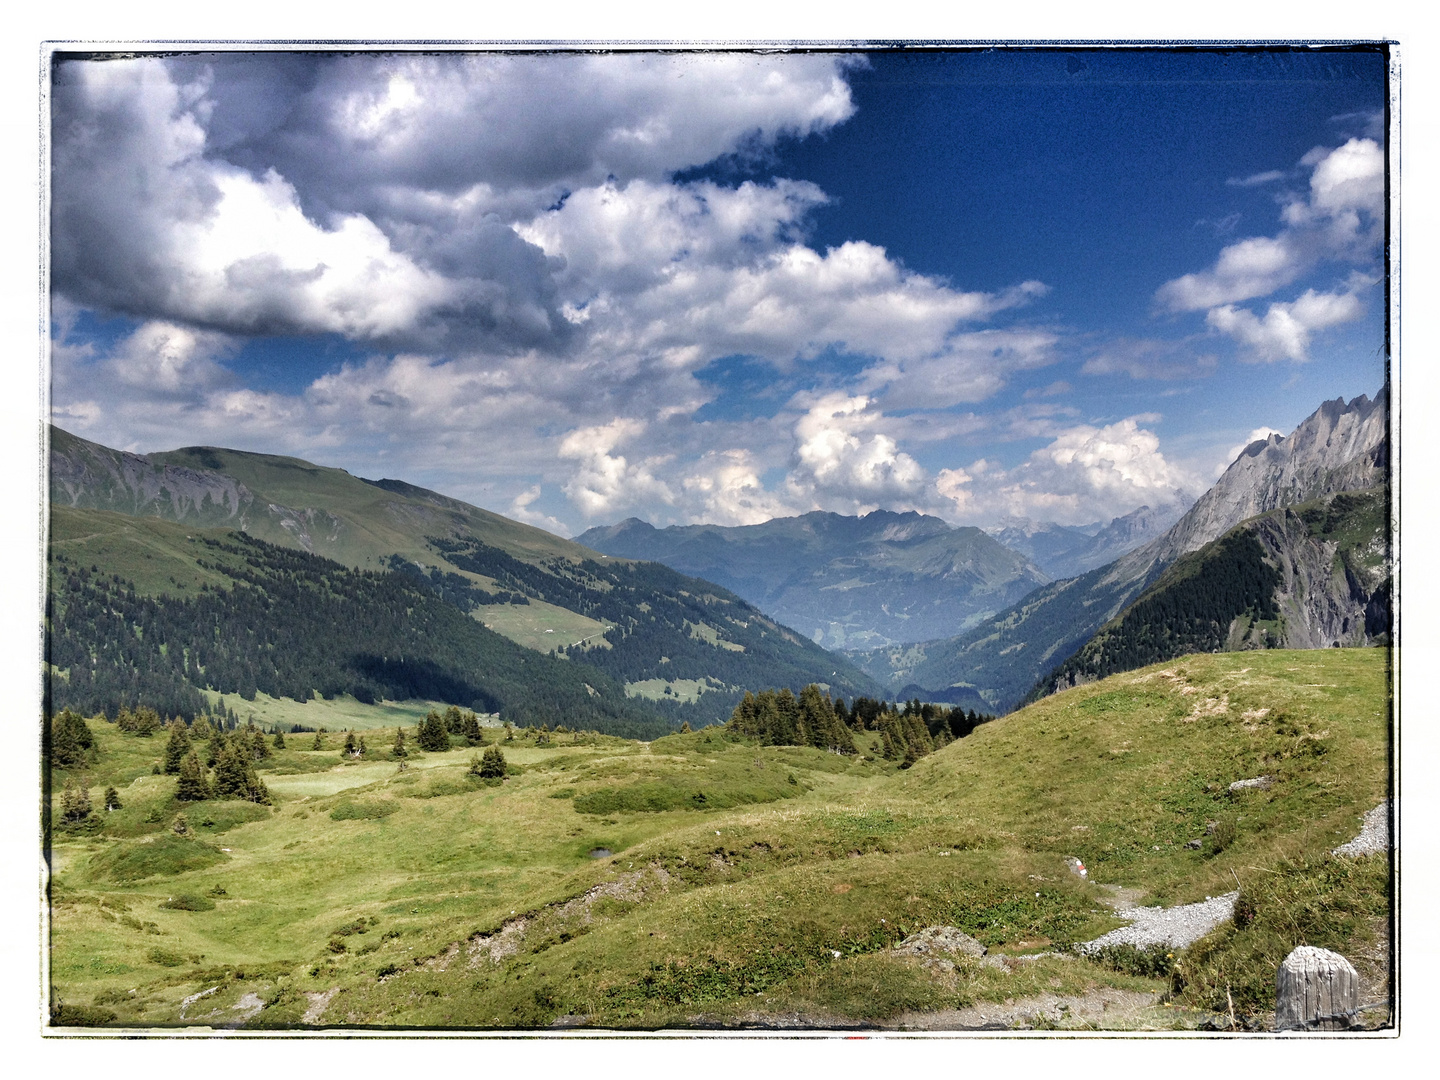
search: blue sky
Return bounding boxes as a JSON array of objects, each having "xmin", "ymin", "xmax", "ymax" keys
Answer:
[{"xmin": 49, "ymin": 47, "xmax": 1387, "ymax": 535}]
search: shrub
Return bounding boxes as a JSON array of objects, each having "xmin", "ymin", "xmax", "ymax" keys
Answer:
[
  {"xmin": 159, "ymin": 894, "xmax": 216, "ymax": 911},
  {"xmin": 329, "ymin": 800, "xmax": 399, "ymax": 821}
]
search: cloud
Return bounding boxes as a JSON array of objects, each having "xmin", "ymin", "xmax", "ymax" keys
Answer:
[
  {"xmin": 936, "ymin": 417, "xmax": 1201, "ymax": 526},
  {"xmin": 1226, "ymin": 170, "xmax": 1286, "ymax": 188},
  {"xmin": 784, "ymin": 393, "xmax": 927, "ymax": 509},
  {"xmin": 679, "ymin": 449, "xmax": 798, "ymax": 526},
  {"xmin": 1206, "ymin": 286, "xmax": 1365, "ymax": 362},
  {"xmin": 859, "ymin": 327, "xmax": 1057, "ymax": 410},
  {"xmin": 51, "ymin": 54, "xmax": 864, "ymax": 356},
  {"xmin": 558, "ymin": 419, "xmax": 676, "ymax": 519},
  {"xmin": 519, "ymin": 178, "xmax": 1045, "ymax": 371},
  {"xmin": 1081, "ymin": 337, "xmax": 1219, "ymax": 380},
  {"xmin": 508, "ymin": 486, "xmax": 569, "ymax": 535},
  {"xmin": 1155, "ymin": 138, "xmax": 1382, "ymax": 314}
]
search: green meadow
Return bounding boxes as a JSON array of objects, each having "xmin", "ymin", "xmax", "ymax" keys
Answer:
[{"xmin": 46, "ymin": 649, "xmax": 1390, "ymax": 1031}]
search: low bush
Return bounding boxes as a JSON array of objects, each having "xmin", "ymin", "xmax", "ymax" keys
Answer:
[
  {"xmin": 329, "ymin": 800, "xmax": 400, "ymax": 821},
  {"xmin": 159, "ymin": 893, "xmax": 216, "ymax": 911}
]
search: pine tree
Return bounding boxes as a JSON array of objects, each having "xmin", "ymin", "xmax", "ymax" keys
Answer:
[
  {"xmin": 103, "ymin": 785, "xmax": 122, "ymax": 811},
  {"xmin": 462, "ymin": 712, "xmax": 483, "ymax": 745},
  {"xmin": 247, "ymin": 722, "xmax": 271, "ymax": 761},
  {"xmin": 176, "ymin": 750, "xmax": 211, "ymax": 802},
  {"xmin": 211, "ymin": 736, "xmax": 270, "ymax": 804},
  {"xmin": 312, "ymin": 730, "xmax": 324, "ymax": 751},
  {"xmin": 342, "ymin": 731, "xmax": 357, "ymax": 758},
  {"xmin": 391, "ymin": 727, "xmax": 408, "ymax": 759},
  {"xmin": 475, "ymin": 745, "xmax": 507, "ymax": 779},
  {"xmin": 272, "ymin": 729, "xmax": 286, "ymax": 750},
  {"xmin": 48, "ymin": 709, "xmax": 95, "ymax": 768},
  {"xmin": 163, "ymin": 720, "xmax": 192, "ymax": 774},
  {"xmin": 679, "ymin": 721, "xmax": 691, "ymax": 734},
  {"xmin": 418, "ymin": 710, "xmax": 451, "ymax": 752},
  {"xmin": 59, "ymin": 779, "xmax": 92, "ymax": 824}
]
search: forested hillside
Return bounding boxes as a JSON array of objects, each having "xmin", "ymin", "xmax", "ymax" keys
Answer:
[{"xmin": 46, "ymin": 524, "xmax": 672, "ymax": 737}]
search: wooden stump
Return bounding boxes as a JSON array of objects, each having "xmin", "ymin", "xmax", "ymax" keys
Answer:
[{"xmin": 1275, "ymin": 946, "xmax": 1359, "ymax": 1031}]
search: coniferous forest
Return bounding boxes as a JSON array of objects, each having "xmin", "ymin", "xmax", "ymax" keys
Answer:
[{"xmin": 45, "ymin": 534, "xmax": 674, "ymax": 738}]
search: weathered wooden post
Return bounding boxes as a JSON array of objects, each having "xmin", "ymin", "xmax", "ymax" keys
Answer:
[{"xmin": 1275, "ymin": 946, "xmax": 1359, "ymax": 1031}]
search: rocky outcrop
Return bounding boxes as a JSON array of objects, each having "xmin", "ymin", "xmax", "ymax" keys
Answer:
[{"xmin": 49, "ymin": 425, "xmax": 254, "ymax": 526}]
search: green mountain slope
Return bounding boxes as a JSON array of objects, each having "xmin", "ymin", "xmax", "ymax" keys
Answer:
[
  {"xmin": 49, "ymin": 430, "xmax": 884, "ymax": 723},
  {"xmin": 1029, "ymin": 489, "xmax": 1390, "ymax": 701},
  {"xmin": 46, "ymin": 508, "xmax": 671, "ymax": 737},
  {"xmin": 577, "ymin": 510, "xmax": 1048, "ymax": 650}
]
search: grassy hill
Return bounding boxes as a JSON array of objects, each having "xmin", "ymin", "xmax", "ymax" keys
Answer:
[{"xmin": 46, "ymin": 648, "xmax": 1389, "ymax": 1030}]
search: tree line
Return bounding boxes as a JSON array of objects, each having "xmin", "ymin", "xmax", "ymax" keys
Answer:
[{"xmin": 727, "ymin": 686, "xmax": 993, "ymax": 767}]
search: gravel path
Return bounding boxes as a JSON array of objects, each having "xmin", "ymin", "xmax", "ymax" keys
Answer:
[
  {"xmin": 1333, "ymin": 801, "xmax": 1390, "ymax": 856},
  {"xmin": 1078, "ymin": 890, "xmax": 1239, "ymax": 953}
]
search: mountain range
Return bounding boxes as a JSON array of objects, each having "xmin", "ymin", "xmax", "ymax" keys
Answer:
[
  {"xmin": 986, "ymin": 504, "xmax": 1181, "ymax": 580},
  {"xmin": 47, "ymin": 428, "xmax": 884, "ymax": 730},
  {"xmin": 848, "ymin": 388, "xmax": 1389, "ymax": 711},
  {"xmin": 576, "ymin": 510, "xmax": 1049, "ymax": 650}
]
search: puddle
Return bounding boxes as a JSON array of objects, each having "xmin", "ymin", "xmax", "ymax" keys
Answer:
[{"xmin": 588, "ymin": 848, "xmax": 612, "ymax": 859}]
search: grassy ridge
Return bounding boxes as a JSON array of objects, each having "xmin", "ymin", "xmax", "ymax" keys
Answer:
[{"xmin": 46, "ymin": 649, "xmax": 1389, "ymax": 1030}]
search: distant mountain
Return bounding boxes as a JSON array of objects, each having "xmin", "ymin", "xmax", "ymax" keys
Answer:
[
  {"xmin": 1028, "ymin": 488, "xmax": 1389, "ymax": 702},
  {"xmin": 849, "ymin": 388, "xmax": 1389, "ymax": 711},
  {"xmin": 575, "ymin": 509, "xmax": 1049, "ymax": 650},
  {"xmin": 48, "ymin": 428, "xmax": 884, "ymax": 725},
  {"xmin": 987, "ymin": 504, "xmax": 1182, "ymax": 580}
]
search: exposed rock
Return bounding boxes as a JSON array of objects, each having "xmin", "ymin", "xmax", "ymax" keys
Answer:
[
  {"xmin": 1229, "ymin": 776, "xmax": 1274, "ymax": 793},
  {"xmin": 1333, "ymin": 801, "xmax": 1390, "ymax": 856},
  {"xmin": 891, "ymin": 926, "xmax": 988, "ymax": 959}
]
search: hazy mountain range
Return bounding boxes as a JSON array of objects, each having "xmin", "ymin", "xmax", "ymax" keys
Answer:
[{"xmin": 576, "ymin": 510, "xmax": 1048, "ymax": 650}]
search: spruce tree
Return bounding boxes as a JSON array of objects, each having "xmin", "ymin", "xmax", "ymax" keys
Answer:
[
  {"xmin": 418, "ymin": 710, "xmax": 451, "ymax": 752},
  {"xmin": 48, "ymin": 709, "xmax": 95, "ymax": 768},
  {"xmin": 462, "ymin": 712, "xmax": 483, "ymax": 745},
  {"xmin": 59, "ymin": 779, "xmax": 92, "ymax": 824},
  {"xmin": 176, "ymin": 750, "xmax": 211, "ymax": 802},
  {"xmin": 312, "ymin": 731, "xmax": 324, "ymax": 751},
  {"xmin": 272, "ymin": 729, "xmax": 286, "ymax": 750},
  {"xmin": 342, "ymin": 731, "xmax": 357, "ymax": 758},
  {"xmin": 679, "ymin": 721, "xmax": 691, "ymax": 734},
  {"xmin": 103, "ymin": 786, "xmax": 122, "ymax": 812},
  {"xmin": 163, "ymin": 720, "xmax": 192, "ymax": 774},
  {"xmin": 391, "ymin": 727, "xmax": 407, "ymax": 759},
  {"xmin": 477, "ymin": 745, "xmax": 507, "ymax": 779}
]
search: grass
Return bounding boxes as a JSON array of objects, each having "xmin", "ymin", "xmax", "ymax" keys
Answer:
[
  {"xmin": 474, "ymin": 599, "xmax": 613, "ymax": 653},
  {"xmin": 624, "ymin": 677, "xmax": 732, "ymax": 704},
  {"xmin": 45, "ymin": 648, "xmax": 1390, "ymax": 1031},
  {"xmin": 199, "ymin": 689, "xmax": 492, "ymax": 734}
]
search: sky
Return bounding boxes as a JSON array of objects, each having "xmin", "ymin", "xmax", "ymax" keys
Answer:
[{"xmin": 47, "ymin": 46, "xmax": 1390, "ymax": 537}]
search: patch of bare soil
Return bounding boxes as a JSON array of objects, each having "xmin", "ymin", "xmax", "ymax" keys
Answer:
[{"xmin": 302, "ymin": 988, "xmax": 338, "ymax": 1025}]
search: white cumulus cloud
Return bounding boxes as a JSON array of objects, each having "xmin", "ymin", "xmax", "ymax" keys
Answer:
[{"xmin": 935, "ymin": 417, "xmax": 1200, "ymax": 527}]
